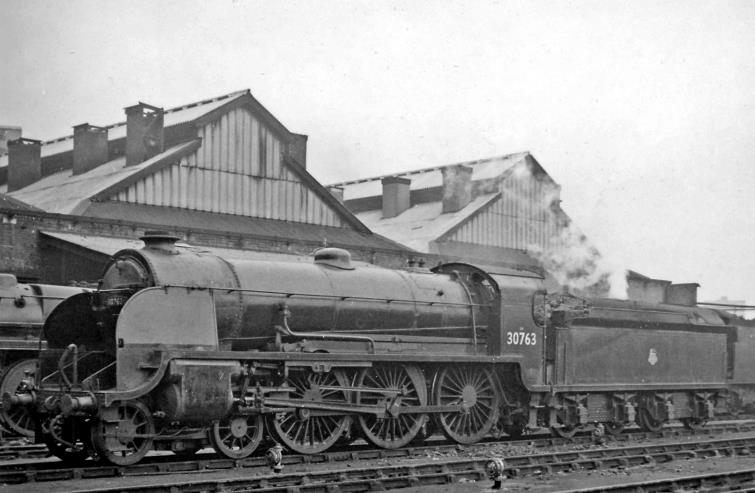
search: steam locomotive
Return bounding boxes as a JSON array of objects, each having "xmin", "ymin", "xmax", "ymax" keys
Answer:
[
  {"xmin": 6, "ymin": 233, "xmax": 753, "ymax": 465},
  {"xmin": 0, "ymin": 275, "xmax": 87, "ymax": 437}
]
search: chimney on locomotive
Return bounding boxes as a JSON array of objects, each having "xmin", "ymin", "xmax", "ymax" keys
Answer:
[{"xmin": 139, "ymin": 231, "xmax": 180, "ymax": 253}]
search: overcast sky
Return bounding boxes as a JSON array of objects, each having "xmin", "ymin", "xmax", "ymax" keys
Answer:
[{"xmin": 1, "ymin": 0, "xmax": 753, "ymax": 306}]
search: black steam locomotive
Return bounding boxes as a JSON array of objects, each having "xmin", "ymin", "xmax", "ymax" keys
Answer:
[
  {"xmin": 0, "ymin": 275, "xmax": 86, "ymax": 437},
  {"xmin": 6, "ymin": 233, "xmax": 753, "ymax": 465}
]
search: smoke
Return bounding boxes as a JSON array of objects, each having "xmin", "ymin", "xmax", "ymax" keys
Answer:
[
  {"xmin": 503, "ymin": 159, "xmax": 628, "ymax": 299},
  {"xmin": 527, "ymin": 225, "xmax": 628, "ymax": 299}
]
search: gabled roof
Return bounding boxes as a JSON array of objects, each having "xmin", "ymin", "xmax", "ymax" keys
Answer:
[
  {"xmin": 2, "ymin": 90, "xmax": 374, "ymax": 234},
  {"xmin": 353, "ymin": 193, "xmax": 500, "ymax": 252},
  {"xmin": 7, "ymin": 140, "xmax": 199, "ymax": 214},
  {"xmin": 0, "ymin": 90, "xmax": 257, "ymax": 167},
  {"xmin": 329, "ymin": 152, "xmax": 562, "ymax": 252},
  {"xmin": 331, "ymin": 152, "xmax": 550, "ymax": 202}
]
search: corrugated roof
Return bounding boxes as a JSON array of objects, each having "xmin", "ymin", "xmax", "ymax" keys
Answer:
[
  {"xmin": 1, "ymin": 89, "xmax": 377, "ymax": 240},
  {"xmin": 331, "ymin": 152, "xmax": 530, "ymax": 201},
  {"xmin": 0, "ymin": 90, "xmax": 248, "ymax": 168},
  {"xmin": 7, "ymin": 141, "xmax": 198, "ymax": 214},
  {"xmin": 354, "ymin": 193, "xmax": 499, "ymax": 252}
]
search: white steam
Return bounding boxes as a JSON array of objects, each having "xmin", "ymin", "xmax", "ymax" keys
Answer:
[
  {"xmin": 504, "ymin": 159, "xmax": 628, "ymax": 299},
  {"xmin": 527, "ymin": 225, "xmax": 628, "ymax": 299}
]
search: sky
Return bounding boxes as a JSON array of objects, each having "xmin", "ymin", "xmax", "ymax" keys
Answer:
[{"xmin": 1, "ymin": 0, "xmax": 753, "ymax": 306}]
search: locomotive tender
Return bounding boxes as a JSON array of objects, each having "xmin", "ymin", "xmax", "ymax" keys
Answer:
[
  {"xmin": 7, "ymin": 233, "xmax": 754, "ymax": 465},
  {"xmin": 0, "ymin": 274, "xmax": 86, "ymax": 437}
]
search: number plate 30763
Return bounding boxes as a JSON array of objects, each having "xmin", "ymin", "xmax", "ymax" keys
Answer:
[{"xmin": 506, "ymin": 331, "xmax": 536, "ymax": 346}]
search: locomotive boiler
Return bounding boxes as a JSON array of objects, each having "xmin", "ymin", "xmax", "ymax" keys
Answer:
[{"xmin": 8, "ymin": 233, "xmax": 753, "ymax": 466}]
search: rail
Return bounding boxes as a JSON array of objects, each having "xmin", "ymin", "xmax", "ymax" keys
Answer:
[{"xmin": 7, "ymin": 427, "xmax": 755, "ymax": 489}]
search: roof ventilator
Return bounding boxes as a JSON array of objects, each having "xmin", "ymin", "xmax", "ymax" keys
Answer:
[
  {"xmin": 125, "ymin": 102, "xmax": 164, "ymax": 166},
  {"xmin": 381, "ymin": 176, "xmax": 411, "ymax": 218}
]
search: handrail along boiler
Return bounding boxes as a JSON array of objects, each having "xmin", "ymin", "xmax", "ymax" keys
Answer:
[{"xmin": 7, "ymin": 233, "xmax": 755, "ymax": 465}]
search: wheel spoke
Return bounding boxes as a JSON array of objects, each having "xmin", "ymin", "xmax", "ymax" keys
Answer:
[
  {"xmin": 91, "ymin": 400, "xmax": 154, "ymax": 466},
  {"xmin": 433, "ymin": 367, "xmax": 499, "ymax": 444},
  {"xmin": 358, "ymin": 365, "xmax": 427, "ymax": 449},
  {"xmin": 42, "ymin": 415, "xmax": 91, "ymax": 464},
  {"xmin": 210, "ymin": 414, "xmax": 263, "ymax": 459},
  {"xmin": 0, "ymin": 360, "xmax": 39, "ymax": 437},
  {"xmin": 269, "ymin": 370, "xmax": 350, "ymax": 454}
]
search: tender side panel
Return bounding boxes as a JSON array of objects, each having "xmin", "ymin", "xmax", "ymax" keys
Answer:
[{"xmin": 557, "ymin": 325, "xmax": 728, "ymax": 387}]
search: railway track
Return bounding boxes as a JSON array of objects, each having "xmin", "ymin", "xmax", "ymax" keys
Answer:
[
  {"xmin": 560, "ymin": 467, "xmax": 755, "ymax": 492},
  {"xmin": 0, "ymin": 419, "xmax": 752, "ymax": 465},
  {"xmin": 46, "ymin": 434, "xmax": 755, "ymax": 492},
  {"xmin": 0, "ymin": 422, "xmax": 752, "ymax": 487}
]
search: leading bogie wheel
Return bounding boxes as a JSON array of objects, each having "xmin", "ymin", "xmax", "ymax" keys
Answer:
[
  {"xmin": 210, "ymin": 414, "xmax": 264, "ymax": 459},
  {"xmin": 268, "ymin": 369, "xmax": 352, "ymax": 454},
  {"xmin": 432, "ymin": 366, "xmax": 500, "ymax": 444},
  {"xmin": 0, "ymin": 359, "xmax": 37, "ymax": 437},
  {"xmin": 42, "ymin": 415, "xmax": 92, "ymax": 464},
  {"xmin": 91, "ymin": 400, "xmax": 155, "ymax": 466},
  {"xmin": 356, "ymin": 364, "xmax": 428, "ymax": 449}
]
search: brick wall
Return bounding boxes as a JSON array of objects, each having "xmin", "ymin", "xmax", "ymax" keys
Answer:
[{"xmin": 0, "ymin": 208, "xmax": 413, "ymax": 283}]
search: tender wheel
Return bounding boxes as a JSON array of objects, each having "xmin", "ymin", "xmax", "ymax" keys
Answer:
[
  {"xmin": 432, "ymin": 366, "xmax": 500, "ymax": 444},
  {"xmin": 42, "ymin": 415, "xmax": 91, "ymax": 463},
  {"xmin": 551, "ymin": 424, "xmax": 578, "ymax": 438},
  {"xmin": 550, "ymin": 403, "xmax": 580, "ymax": 439},
  {"xmin": 0, "ymin": 359, "xmax": 36, "ymax": 437},
  {"xmin": 637, "ymin": 407, "xmax": 664, "ymax": 433},
  {"xmin": 269, "ymin": 369, "xmax": 352, "ymax": 454},
  {"xmin": 357, "ymin": 364, "xmax": 428, "ymax": 449},
  {"xmin": 210, "ymin": 414, "xmax": 264, "ymax": 459},
  {"xmin": 91, "ymin": 400, "xmax": 154, "ymax": 466},
  {"xmin": 681, "ymin": 417, "xmax": 706, "ymax": 430},
  {"xmin": 604, "ymin": 421, "xmax": 625, "ymax": 436}
]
